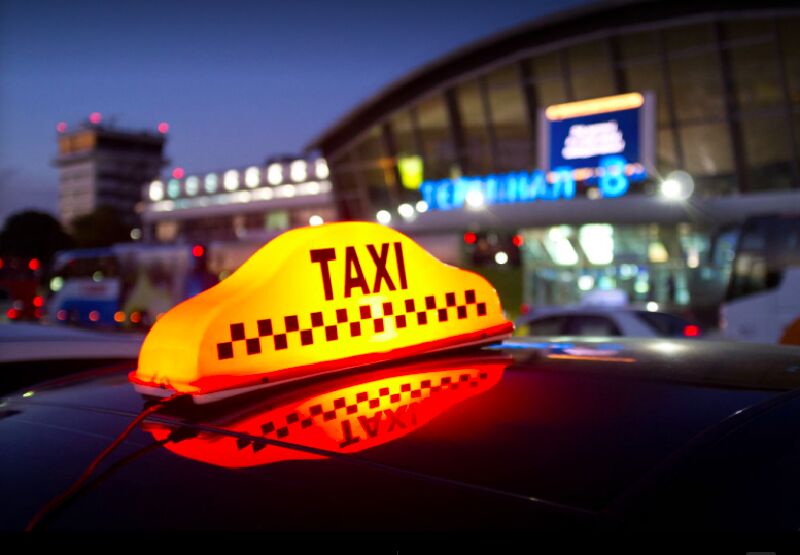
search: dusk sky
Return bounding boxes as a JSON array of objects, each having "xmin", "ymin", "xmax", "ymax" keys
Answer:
[{"xmin": 0, "ymin": 0, "xmax": 588, "ymax": 224}]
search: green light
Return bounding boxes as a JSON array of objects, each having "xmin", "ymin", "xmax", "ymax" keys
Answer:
[
  {"xmin": 50, "ymin": 276, "xmax": 64, "ymax": 292},
  {"xmin": 22, "ymin": 391, "xmax": 34, "ymax": 398},
  {"xmin": 167, "ymin": 178, "xmax": 181, "ymax": 199}
]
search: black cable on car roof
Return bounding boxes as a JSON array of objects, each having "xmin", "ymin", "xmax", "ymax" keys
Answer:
[{"xmin": 25, "ymin": 392, "xmax": 187, "ymax": 531}]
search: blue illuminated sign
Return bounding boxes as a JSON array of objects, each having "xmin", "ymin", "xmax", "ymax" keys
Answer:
[
  {"xmin": 419, "ymin": 156, "xmax": 643, "ymax": 211},
  {"xmin": 417, "ymin": 93, "xmax": 653, "ymax": 211},
  {"xmin": 549, "ymin": 108, "xmax": 640, "ymax": 171}
]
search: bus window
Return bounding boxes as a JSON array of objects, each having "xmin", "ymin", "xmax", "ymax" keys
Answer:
[{"xmin": 726, "ymin": 216, "xmax": 800, "ymax": 301}]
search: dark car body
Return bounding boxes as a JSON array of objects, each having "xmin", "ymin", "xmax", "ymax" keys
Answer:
[{"xmin": 2, "ymin": 338, "xmax": 800, "ymax": 535}]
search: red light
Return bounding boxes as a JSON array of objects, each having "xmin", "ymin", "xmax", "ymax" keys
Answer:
[
  {"xmin": 89, "ymin": 112, "xmax": 102, "ymax": 125},
  {"xmin": 130, "ymin": 311, "xmax": 142, "ymax": 324},
  {"xmin": 172, "ymin": 167, "xmax": 185, "ymax": 179},
  {"xmin": 28, "ymin": 258, "xmax": 40, "ymax": 271},
  {"xmin": 0, "ymin": 257, "xmax": 3, "ymax": 269},
  {"xmin": 464, "ymin": 232, "xmax": 477, "ymax": 245},
  {"xmin": 33, "ymin": 296, "xmax": 44, "ymax": 308},
  {"xmin": 520, "ymin": 303, "xmax": 530, "ymax": 315},
  {"xmin": 141, "ymin": 357, "xmax": 509, "ymax": 468},
  {"xmin": 57, "ymin": 310, "xmax": 67, "ymax": 321},
  {"xmin": 192, "ymin": 245, "xmax": 204, "ymax": 257},
  {"xmin": 6, "ymin": 308, "xmax": 17, "ymax": 319},
  {"xmin": 512, "ymin": 234, "xmax": 524, "ymax": 247},
  {"xmin": 34, "ymin": 308, "xmax": 43, "ymax": 319},
  {"xmin": 158, "ymin": 122, "xmax": 170, "ymax": 134},
  {"xmin": 683, "ymin": 324, "xmax": 700, "ymax": 337},
  {"xmin": 89, "ymin": 310, "xmax": 100, "ymax": 322},
  {"xmin": 56, "ymin": 122, "xmax": 67, "ymax": 133}
]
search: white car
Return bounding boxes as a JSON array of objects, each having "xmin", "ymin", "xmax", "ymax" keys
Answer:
[{"xmin": 515, "ymin": 306, "xmax": 703, "ymax": 339}]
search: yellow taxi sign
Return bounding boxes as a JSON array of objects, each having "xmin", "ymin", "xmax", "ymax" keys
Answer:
[{"xmin": 131, "ymin": 222, "xmax": 513, "ymax": 397}]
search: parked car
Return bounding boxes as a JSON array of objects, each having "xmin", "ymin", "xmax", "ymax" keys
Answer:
[{"xmin": 515, "ymin": 306, "xmax": 703, "ymax": 338}]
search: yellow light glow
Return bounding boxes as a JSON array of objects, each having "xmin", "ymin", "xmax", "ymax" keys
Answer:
[
  {"xmin": 132, "ymin": 222, "xmax": 513, "ymax": 396},
  {"xmin": 397, "ymin": 156, "xmax": 424, "ymax": 190},
  {"xmin": 545, "ymin": 93, "xmax": 644, "ymax": 121}
]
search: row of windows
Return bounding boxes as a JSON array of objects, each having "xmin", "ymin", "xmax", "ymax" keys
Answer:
[
  {"xmin": 151, "ymin": 207, "xmax": 338, "ymax": 243},
  {"xmin": 329, "ymin": 15, "xmax": 800, "ymax": 217}
]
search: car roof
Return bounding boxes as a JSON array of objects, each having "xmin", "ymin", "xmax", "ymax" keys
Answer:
[
  {"xmin": 0, "ymin": 323, "xmax": 143, "ymax": 364},
  {"xmin": 2, "ymin": 338, "xmax": 800, "ymax": 531},
  {"xmin": 516, "ymin": 306, "xmax": 681, "ymax": 323}
]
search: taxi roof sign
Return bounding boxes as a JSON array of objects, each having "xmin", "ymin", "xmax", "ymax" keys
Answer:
[{"xmin": 131, "ymin": 222, "xmax": 513, "ymax": 399}]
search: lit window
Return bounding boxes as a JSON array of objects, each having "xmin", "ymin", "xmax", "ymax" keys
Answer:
[
  {"xmin": 544, "ymin": 226, "xmax": 579, "ymax": 266},
  {"xmin": 315, "ymin": 159, "xmax": 329, "ymax": 179},
  {"xmin": 185, "ymin": 176, "xmax": 199, "ymax": 196},
  {"xmin": 267, "ymin": 163, "xmax": 283, "ymax": 185},
  {"xmin": 205, "ymin": 174, "xmax": 218, "ymax": 194},
  {"xmin": 579, "ymin": 224, "xmax": 614, "ymax": 265},
  {"xmin": 167, "ymin": 179, "xmax": 181, "ymax": 199},
  {"xmin": 224, "ymin": 170, "xmax": 239, "ymax": 191},
  {"xmin": 290, "ymin": 160, "xmax": 308, "ymax": 182},
  {"xmin": 245, "ymin": 166, "xmax": 261, "ymax": 188},
  {"xmin": 149, "ymin": 180, "xmax": 164, "ymax": 201}
]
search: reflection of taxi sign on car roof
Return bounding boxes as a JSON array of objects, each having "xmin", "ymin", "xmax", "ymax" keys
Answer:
[
  {"xmin": 131, "ymin": 222, "xmax": 513, "ymax": 399},
  {"xmin": 143, "ymin": 355, "xmax": 508, "ymax": 467}
]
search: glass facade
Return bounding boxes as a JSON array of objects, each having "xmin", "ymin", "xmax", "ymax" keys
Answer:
[
  {"xmin": 327, "ymin": 12, "xmax": 800, "ymax": 218},
  {"xmin": 318, "ymin": 8, "xmax": 800, "ymax": 321},
  {"xmin": 519, "ymin": 223, "xmax": 719, "ymax": 312}
]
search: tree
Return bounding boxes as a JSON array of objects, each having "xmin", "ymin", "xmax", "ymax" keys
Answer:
[
  {"xmin": 70, "ymin": 205, "xmax": 134, "ymax": 248},
  {"xmin": 0, "ymin": 210, "xmax": 73, "ymax": 267}
]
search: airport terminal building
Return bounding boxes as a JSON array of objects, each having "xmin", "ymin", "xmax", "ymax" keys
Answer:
[{"xmin": 308, "ymin": 0, "xmax": 800, "ymax": 319}]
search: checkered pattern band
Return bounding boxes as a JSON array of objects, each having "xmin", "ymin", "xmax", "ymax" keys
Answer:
[
  {"xmin": 233, "ymin": 370, "xmax": 490, "ymax": 452},
  {"xmin": 216, "ymin": 288, "xmax": 488, "ymax": 361}
]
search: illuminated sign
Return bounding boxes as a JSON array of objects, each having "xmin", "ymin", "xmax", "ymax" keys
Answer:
[
  {"xmin": 418, "ymin": 93, "xmax": 653, "ymax": 211},
  {"xmin": 419, "ymin": 155, "xmax": 639, "ymax": 211},
  {"xmin": 131, "ymin": 222, "xmax": 513, "ymax": 399},
  {"xmin": 143, "ymin": 355, "xmax": 508, "ymax": 468},
  {"xmin": 544, "ymin": 93, "xmax": 651, "ymax": 174}
]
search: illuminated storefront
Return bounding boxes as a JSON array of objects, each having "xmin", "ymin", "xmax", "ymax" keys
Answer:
[{"xmin": 308, "ymin": 0, "xmax": 800, "ymax": 319}]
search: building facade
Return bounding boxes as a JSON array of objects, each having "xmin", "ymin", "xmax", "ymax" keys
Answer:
[
  {"xmin": 140, "ymin": 157, "xmax": 335, "ymax": 270},
  {"xmin": 308, "ymin": 0, "xmax": 800, "ymax": 319},
  {"xmin": 56, "ymin": 118, "xmax": 166, "ymax": 228}
]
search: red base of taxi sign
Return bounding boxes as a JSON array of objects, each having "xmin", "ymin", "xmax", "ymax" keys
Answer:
[{"xmin": 131, "ymin": 221, "xmax": 513, "ymax": 399}]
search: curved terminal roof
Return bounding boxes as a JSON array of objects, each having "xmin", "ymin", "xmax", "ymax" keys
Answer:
[{"xmin": 307, "ymin": 0, "xmax": 794, "ymax": 155}]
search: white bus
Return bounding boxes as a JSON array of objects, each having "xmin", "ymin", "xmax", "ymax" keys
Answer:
[{"xmin": 720, "ymin": 214, "xmax": 800, "ymax": 345}]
